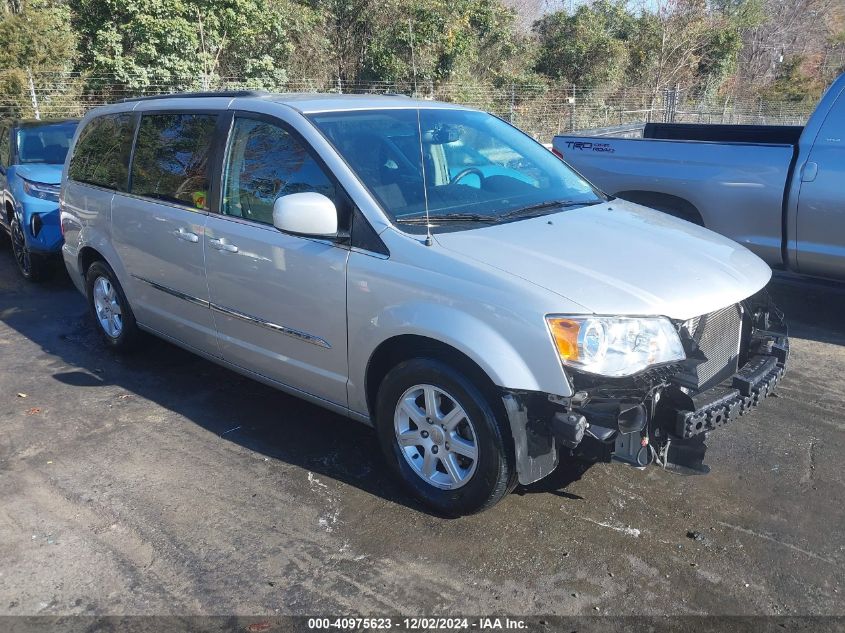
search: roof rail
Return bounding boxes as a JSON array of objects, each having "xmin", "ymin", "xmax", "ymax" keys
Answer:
[{"xmin": 119, "ymin": 90, "xmax": 268, "ymax": 103}]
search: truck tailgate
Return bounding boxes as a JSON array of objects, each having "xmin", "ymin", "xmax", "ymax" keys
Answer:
[{"xmin": 552, "ymin": 136, "xmax": 795, "ymax": 266}]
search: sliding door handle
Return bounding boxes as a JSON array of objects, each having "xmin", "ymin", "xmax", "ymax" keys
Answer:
[
  {"xmin": 173, "ymin": 227, "xmax": 199, "ymax": 243},
  {"xmin": 209, "ymin": 237, "xmax": 239, "ymax": 253}
]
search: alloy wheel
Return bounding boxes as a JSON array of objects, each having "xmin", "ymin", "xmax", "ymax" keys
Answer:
[
  {"xmin": 393, "ymin": 384, "xmax": 479, "ymax": 490},
  {"xmin": 92, "ymin": 275, "xmax": 123, "ymax": 339},
  {"xmin": 10, "ymin": 220, "xmax": 31, "ymax": 276}
]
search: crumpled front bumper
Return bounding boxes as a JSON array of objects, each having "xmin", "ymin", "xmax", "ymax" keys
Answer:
[{"xmin": 501, "ymin": 292, "xmax": 789, "ymax": 485}]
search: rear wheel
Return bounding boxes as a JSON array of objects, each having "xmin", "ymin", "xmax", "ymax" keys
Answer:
[
  {"xmin": 375, "ymin": 358, "xmax": 516, "ymax": 516},
  {"xmin": 10, "ymin": 217, "xmax": 52, "ymax": 281},
  {"xmin": 85, "ymin": 260, "xmax": 140, "ymax": 351}
]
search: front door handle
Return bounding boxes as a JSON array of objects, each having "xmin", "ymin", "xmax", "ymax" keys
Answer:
[
  {"xmin": 209, "ymin": 237, "xmax": 239, "ymax": 253},
  {"xmin": 173, "ymin": 227, "xmax": 199, "ymax": 243}
]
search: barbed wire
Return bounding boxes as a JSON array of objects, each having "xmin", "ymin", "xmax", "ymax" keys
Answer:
[{"xmin": 2, "ymin": 70, "xmax": 817, "ymax": 139}]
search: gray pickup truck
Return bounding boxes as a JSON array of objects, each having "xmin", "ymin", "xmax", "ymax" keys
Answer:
[{"xmin": 553, "ymin": 72, "xmax": 845, "ymax": 281}]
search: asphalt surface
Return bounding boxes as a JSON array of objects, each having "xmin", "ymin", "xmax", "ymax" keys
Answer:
[{"xmin": 0, "ymin": 244, "xmax": 843, "ymax": 617}]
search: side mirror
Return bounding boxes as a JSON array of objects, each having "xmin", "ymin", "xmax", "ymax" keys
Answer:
[{"xmin": 272, "ymin": 192, "xmax": 338, "ymax": 238}]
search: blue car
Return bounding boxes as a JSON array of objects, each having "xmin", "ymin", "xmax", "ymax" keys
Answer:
[{"xmin": 0, "ymin": 118, "xmax": 79, "ymax": 280}]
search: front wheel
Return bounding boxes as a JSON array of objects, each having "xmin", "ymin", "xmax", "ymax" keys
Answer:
[
  {"xmin": 85, "ymin": 260, "xmax": 140, "ymax": 351},
  {"xmin": 10, "ymin": 217, "xmax": 52, "ymax": 281},
  {"xmin": 375, "ymin": 358, "xmax": 516, "ymax": 516}
]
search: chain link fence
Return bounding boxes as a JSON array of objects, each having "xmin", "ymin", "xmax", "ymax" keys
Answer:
[{"xmin": 3, "ymin": 70, "xmax": 817, "ymax": 140}]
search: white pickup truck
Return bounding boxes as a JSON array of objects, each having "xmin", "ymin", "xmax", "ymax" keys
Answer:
[{"xmin": 553, "ymin": 72, "xmax": 845, "ymax": 281}]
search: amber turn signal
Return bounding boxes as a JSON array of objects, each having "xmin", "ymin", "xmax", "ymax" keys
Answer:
[{"xmin": 548, "ymin": 318, "xmax": 580, "ymax": 361}]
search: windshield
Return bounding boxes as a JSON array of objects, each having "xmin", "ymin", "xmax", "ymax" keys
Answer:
[
  {"xmin": 16, "ymin": 122, "xmax": 78, "ymax": 165},
  {"xmin": 308, "ymin": 108, "xmax": 604, "ymax": 232}
]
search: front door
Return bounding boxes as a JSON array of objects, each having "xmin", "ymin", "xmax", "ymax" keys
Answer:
[
  {"xmin": 204, "ymin": 113, "xmax": 349, "ymax": 407},
  {"xmin": 796, "ymin": 93, "xmax": 845, "ymax": 279},
  {"xmin": 112, "ymin": 111, "xmax": 220, "ymax": 354}
]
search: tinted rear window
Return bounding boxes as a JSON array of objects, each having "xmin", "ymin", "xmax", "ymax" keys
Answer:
[
  {"xmin": 68, "ymin": 114, "xmax": 135, "ymax": 190},
  {"xmin": 130, "ymin": 113, "xmax": 218, "ymax": 209}
]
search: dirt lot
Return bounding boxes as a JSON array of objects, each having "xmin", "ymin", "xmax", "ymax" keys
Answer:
[{"xmin": 0, "ymin": 246, "xmax": 843, "ymax": 617}]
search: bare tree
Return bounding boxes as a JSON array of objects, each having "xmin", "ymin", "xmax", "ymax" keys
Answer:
[{"xmin": 739, "ymin": 0, "xmax": 842, "ymax": 89}]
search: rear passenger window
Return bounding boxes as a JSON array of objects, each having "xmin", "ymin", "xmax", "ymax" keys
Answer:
[
  {"xmin": 130, "ymin": 113, "xmax": 217, "ymax": 210},
  {"xmin": 68, "ymin": 114, "xmax": 135, "ymax": 191},
  {"xmin": 222, "ymin": 117, "xmax": 335, "ymax": 225}
]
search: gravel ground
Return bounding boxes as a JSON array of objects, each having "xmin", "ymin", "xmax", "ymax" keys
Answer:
[{"xmin": 0, "ymin": 246, "xmax": 843, "ymax": 617}]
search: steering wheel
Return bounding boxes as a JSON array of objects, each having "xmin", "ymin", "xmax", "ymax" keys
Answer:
[{"xmin": 451, "ymin": 167, "xmax": 485, "ymax": 185}]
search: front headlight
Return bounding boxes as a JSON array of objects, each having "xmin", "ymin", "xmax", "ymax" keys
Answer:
[
  {"xmin": 22, "ymin": 179, "xmax": 60, "ymax": 203},
  {"xmin": 546, "ymin": 315, "xmax": 685, "ymax": 377}
]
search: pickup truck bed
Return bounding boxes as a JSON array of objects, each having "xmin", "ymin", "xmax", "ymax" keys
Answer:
[{"xmin": 553, "ymin": 73, "xmax": 845, "ymax": 281}]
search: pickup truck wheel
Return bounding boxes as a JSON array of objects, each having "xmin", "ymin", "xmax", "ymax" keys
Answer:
[
  {"xmin": 10, "ymin": 217, "xmax": 52, "ymax": 281},
  {"xmin": 376, "ymin": 358, "xmax": 516, "ymax": 516},
  {"xmin": 85, "ymin": 261, "xmax": 140, "ymax": 351}
]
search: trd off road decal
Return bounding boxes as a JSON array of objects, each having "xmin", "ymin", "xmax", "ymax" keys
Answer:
[{"xmin": 564, "ymin": 141, "xmax": 615, "ymax": 153}]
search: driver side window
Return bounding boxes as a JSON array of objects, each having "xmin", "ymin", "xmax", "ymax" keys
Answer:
[{"xmin": 222, "ymin": 117, "xmax": 335, "ymax": 225}]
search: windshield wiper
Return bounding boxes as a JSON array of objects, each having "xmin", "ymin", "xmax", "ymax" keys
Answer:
[
  {"xmin": 396, "ymin": 213, "xmax": 500, "ymax": 224},
  {"xmin": 499, "ymin": 199, "xmax": 595, "ymax": 220}
]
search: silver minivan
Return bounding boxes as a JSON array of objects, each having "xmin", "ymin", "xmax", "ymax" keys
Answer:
[{"xmin": 61, "ymin": 92, "xmax": 789, "ymax": 515}]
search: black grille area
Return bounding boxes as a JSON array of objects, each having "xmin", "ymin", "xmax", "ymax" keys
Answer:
[{"xmin": 674, "ymin": 304, "xmax": 743, "ymax": 391}]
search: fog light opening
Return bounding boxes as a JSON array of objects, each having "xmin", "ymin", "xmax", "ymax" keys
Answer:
[
  {"xmin": 30, "ymin": 213, "xmax": 43, "ymax": 238},
  {"xmin": 617, "ymin": 404, "xmax": 647, "ymax": 434}
]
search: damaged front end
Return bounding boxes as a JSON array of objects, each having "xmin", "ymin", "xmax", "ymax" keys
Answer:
[{"xmin": 503, "ymin": 291, "xmax": 789, "ymax": 485}]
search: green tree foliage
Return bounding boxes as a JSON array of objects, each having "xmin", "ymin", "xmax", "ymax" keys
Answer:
[
  {"xmin": 535, "ymin": 0, "xmax": 756, "ymax": 94},
  {"xmin": 533, "ymin": 0, "xmax": 634, "ymax": 87},
  {"xmin": 311, "ymin": 0, "xmax": 371, "ymax": 83},
  {"xmin": 760, "ymin": 55, "xmax": 828, "ymax": 102},
  {"xmin": 70, "ymin": 0, "xmax": 322, "ymax": 93},
  {"xmin": 0, "ymin": 0, "xmax": 77, "ymax": 116},
  {"xmin": 0, "ymin": 0, "xmax": 840, "ymax": 110},
  {"xmin": 0, "ymin": 0, "xmax": 77, "ymax": 71},
  {"xmin": 631, "ymin": 0, "xmax": 752, "ymax": 95},
  {"xmin": 315, "ymin": 0, "xmax": 525, "ymax": 86}
]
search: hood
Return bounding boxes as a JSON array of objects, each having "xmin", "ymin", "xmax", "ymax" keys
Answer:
[
  {"xmin": 434, "ymin": 199, "xmax": 772, "ymax": 321},
  {"xmin": 15, "ymin": 163, "xmax": 63, "ymax": 185}
]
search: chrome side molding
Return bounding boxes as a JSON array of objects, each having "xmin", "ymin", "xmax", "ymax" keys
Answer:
[
  {"xmin": 132, "ymin": 275, "xmax": 332, "ymax": 349},
  {"xmin": 211, "ymin": 302, "xmax": 332, "ymax": 349}
]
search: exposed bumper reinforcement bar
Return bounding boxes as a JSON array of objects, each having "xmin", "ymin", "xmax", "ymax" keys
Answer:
[
  {"xmin": 675, "ymin": 356, "xmax": 784, "ymax": 439},
  {"xmin": 673, "ymin": 349, "xmax": 786, "ymax": 439}
]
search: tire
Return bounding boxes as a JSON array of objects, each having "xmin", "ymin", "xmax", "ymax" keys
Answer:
[
  {"xmin": 10, "ymin": 217, "xmax": 53, "ymax": 281},
  {"xmin": 375, "ymin": 358, "xmax": 516, "ymax": 516},
  {"xmin": 85, "ymin": 260, "xmax": 140, "ymax": 351}
]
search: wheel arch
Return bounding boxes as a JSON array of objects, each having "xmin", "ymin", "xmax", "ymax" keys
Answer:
[
  {"xmin": 364, "ymin": 332, "xmax": 556, "ymax": 489},
  {"xmin": 365, "ymin": 334, "xmax": 501, "ymax": 423},
  {"xmin": 614, "ymin": 190, "xmax": 704, "ymax": 226},
  {"xmin": 73, "ymin": 227, "xmax": 131, "ymax": 290},
  {"xmin": 350, "ymin": 299, "xmax": 570, "ymax": 419},
  {"xmin": 78, "ymin": 245, "xmax": 107, "ymax": 278}
]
